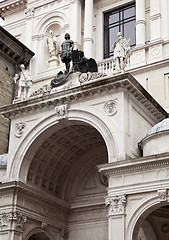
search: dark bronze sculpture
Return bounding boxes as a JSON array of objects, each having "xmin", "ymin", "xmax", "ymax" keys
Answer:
[
  {"xmin": 72, "ymin": 49, "xmax": 98, "ymax": 73},
  {"xmin": 51, "ymin": 33, "xmax": 98, "ymax": 88},
  {"xmin": 59, "ymin": 33, "xmax": 74, "ymax": 73}
]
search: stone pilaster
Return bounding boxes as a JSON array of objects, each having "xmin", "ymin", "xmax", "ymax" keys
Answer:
[
  {"xmin": 24, "ymin": 7, "xmax": 35, "ymax": 48},
  {"xmin": 150, "ymin": 0, "xmax": 161, "ymax": 41},
  {"xmin": 105, "ymin": 195, "xmax": 126, "ymax": 240}
]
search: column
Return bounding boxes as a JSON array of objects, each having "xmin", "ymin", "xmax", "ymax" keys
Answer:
[
  {"xmin": 150, "ymin": 0, "xmax": 161, "ymax": 41},
  {"xmin": 105, "ymin": 195, "xmax": 126, "ymax": 240},
  {"xmin": 136, "ymin": 0, "xmax": 146, "ymax": 45},
  {"xmin": 83, "ymin": 0, "xmax": 93, "ymax": 58},
  {"xmin": 70, "ymin": 0, "xmax": 81, "ymax": 49}
]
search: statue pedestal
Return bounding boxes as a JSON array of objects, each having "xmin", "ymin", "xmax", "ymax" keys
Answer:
[{"xmin": 48, "ymin": 57, "xmax": 60, "ymax": 68}]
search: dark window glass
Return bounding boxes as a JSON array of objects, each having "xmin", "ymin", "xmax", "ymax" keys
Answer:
[{"xmin": 104, "ymin": 3, "xmax": 136, "ymax": 59}]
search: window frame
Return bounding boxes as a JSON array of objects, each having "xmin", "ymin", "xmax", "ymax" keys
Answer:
[{"xmin": 104, "ymin": 3, "xmax": 136, "ymax": 59}]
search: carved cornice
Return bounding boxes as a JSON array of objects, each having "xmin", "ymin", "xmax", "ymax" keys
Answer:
[
  {"xmin": 98, "ymin": 152, "xmax": 169, "ymax": 176},
  {"xmin": 0, "ymin": 73, "xmax": 167, "ymax": 122},
  {"xmin": 0, "ymin": 0, "xmax": 27, "ymax": 16},
  {"xmin": 0, "ymin": 26, "xmax": 34, "ymax": 65}
]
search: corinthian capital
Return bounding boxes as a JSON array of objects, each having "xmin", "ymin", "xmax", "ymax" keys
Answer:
[{"xmin": 105, "ymin": 195, "xmax": 126, "ymax": 215}]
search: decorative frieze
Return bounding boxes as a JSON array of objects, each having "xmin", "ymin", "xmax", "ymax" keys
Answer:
[
  {"xmin": 157, "ymin": 189, "xmax": 167, "ymax": 201},
  {"xmin": 105, "ymin": 195, "xmax": 126, "ymax": 215},
  {"xmin": 79, "ymin": 72, "xmax": 106, "ymax": 83},
  {"xmin": 30, "ymin": 84, "xmax": 51, "ymax": 97}
]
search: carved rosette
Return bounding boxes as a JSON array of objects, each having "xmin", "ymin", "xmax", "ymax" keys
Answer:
[
  {"xmin": 15, "ymin": 122, "xmax": 26, "ymax": 137},
  {"xmin": 55, "ymin": 104, "xmax": 68, "ymax": 120},
  {"xmin": 104, "ymin": 100, "xmax": 117, "ymax": 116},
  {"xmin": 158, "ymin": 189, "xmax": 167, "ymax": 201},
  {"xmin": 105, "ymin": 195, "xmax": 126, "ymax": 216},
  {"xmin": 0, "ymin": 212, "xmax": 27, "ymax": 231}
]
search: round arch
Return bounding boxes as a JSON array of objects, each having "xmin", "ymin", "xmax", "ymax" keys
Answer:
[
  {"xmin": 34, "ymin": 11, "xmax": 69, "ymax": 36},
  {"xmin": 126, "ymin": 194, "xmax": 169, "ymax": 240},
  {"xmin": 7, "ymin": 109, "xmax": 118, "ymax": 182},
  {"xmin": 25, "ymin": 227, "xmax": 55, "ymax": 240}
]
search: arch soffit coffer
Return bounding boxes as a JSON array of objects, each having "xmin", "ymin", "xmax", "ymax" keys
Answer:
[
  {"xmin": 8, "ymin": 108, "xmax": 117, "ymax": 182},
  {"xmin": 126, "ymin": 193, "xmax": 169, "ymax": 240},
  {"xmin": 34, "ymin": 11, "xmax": 69, "ymax": 36}
]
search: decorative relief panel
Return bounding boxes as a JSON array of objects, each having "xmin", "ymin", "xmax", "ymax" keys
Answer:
[
  {"xmin": 79, "ymin": 72, "xmax": 106, "ymax": 83},
  {"xmin": 15, "ymin": 122, "xmax": 26, "ymax": 137},
  {"xmin": 130, "ymin": 49, "xmax": 145, "ymax": 65},
  {"xmin": 149, "ymin": 44, "xmax": 163, "ymax": 60},
  {"xmin": 55, "ymin": 104, "xmax": 68, "ymax": 119},
  {"xmin": 104, "ymin": 100, "xmax": 117, "ymax": 116},
  {"xmin": 105, "ymin": 195, "xmax": 126, "ymax": 215},
  {"xmin": 157, "ymin": 189, "xmax": 167, "ymax": 202}
]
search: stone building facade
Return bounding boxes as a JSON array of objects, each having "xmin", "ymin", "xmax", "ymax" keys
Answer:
[{"xmin": 0, "ymin": 0, "xmax": 169, "ymax": 240}]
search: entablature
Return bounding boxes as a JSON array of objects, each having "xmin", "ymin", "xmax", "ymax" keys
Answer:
[{"xmin": 0, "ymin": 73, "xmax": 167, "ymax": 121}]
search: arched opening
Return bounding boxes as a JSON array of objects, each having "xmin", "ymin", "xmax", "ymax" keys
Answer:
[
  {"xmin": 28, "ymin": 232, "xmax": 50, "ymax": 240},
  {"xmin": 134, "ymin": 204, "xmax": 169, "ymax": 240},
  {"xmin": 21, "ymin": 119, "xmax": 108, "ymax": 240}
]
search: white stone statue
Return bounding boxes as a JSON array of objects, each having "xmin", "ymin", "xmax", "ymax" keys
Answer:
[
  {"xmin": 112, "ymin": 32, "xmax": 131, "ymax": 72},
  {"xmin": 46, "ymin": 30, "xmax": 60, "ymax": 66},
  {"xmin": 13, "ymin": 64, "xmax": 32, "ymax": 101}
]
